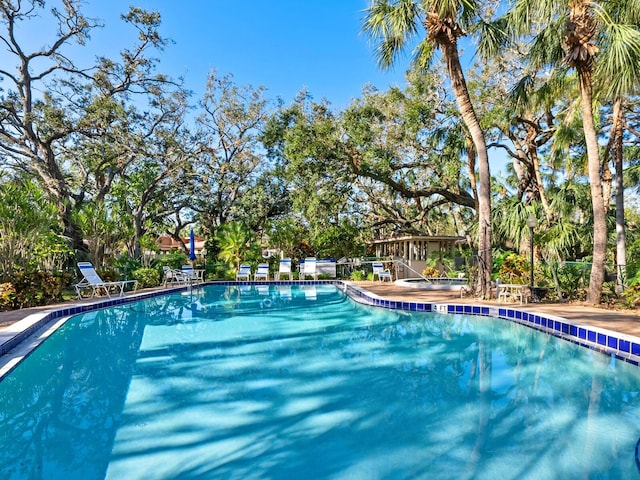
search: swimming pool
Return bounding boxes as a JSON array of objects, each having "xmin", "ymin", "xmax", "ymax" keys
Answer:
[{"xmin": 1, "ymin": 283, "xmax": 640, "ymax": 479}]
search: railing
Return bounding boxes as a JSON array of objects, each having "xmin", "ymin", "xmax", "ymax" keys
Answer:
[
  {"xmin": 390, "ymin": 258, "xmax": 431, "ymax": 282},
  {"xmin": 338, "ymin": 257, "xmax": 431, "ymax": 282}
]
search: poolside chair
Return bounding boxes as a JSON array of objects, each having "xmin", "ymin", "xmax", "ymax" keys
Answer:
[
  {"xmin": 275, "ymin": 258, "xmax": 292, "ymax": 280},
  {"xmin": 301, "ymin": 257, "xmax": 318, "ymax": 280},
  {"xmin": 372, "ymin": 262, "xmax": 392, "ymax": 282},
  {"xmin": 181, "ymin": 265, "xmax": 204, "ymax": 283},
  {"xmin": 162, "ymin": 266, "xmax": 186, "ymax": 287},
  {"xmin": 254, "ymin": 263, "xmax": 269, "ymax": 281},
  {"xmin": 236, "ymin": 264, "xmax": 252, "ymax": 281},
  {"xmin": 74, "ymin": 262, "xmax": 136, "ymax": 299}
]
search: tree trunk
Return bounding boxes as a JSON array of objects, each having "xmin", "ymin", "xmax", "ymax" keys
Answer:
[
  {"xmin": 441, "ymin": 40, "xmax": 492, "ymax": 299},
  {"xmin": 132, "ymin": 210, "xmax": 144, "ymax": 260},
  {"xmin": 59, "ymin": 197, "xmax": 88, "ymax": 256},
  {"xmin": 578, "ymin": 69, "xmax": 606, "ymax": 304},
  {"xmin": 612, "ymin": 98, "xmax": 627, "ymax": 291}
]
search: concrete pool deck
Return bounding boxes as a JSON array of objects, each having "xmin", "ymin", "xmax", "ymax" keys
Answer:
[{"xmin": 1, "ymin": 280, "xmax": 640, "ymax": 356}]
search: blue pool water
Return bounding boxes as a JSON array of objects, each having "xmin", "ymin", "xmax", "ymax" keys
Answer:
[{"xmin": 1, "ymin": 284, "xmax": 640, "ymax": 479}]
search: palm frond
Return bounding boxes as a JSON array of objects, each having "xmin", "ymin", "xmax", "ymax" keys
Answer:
[
  {"xmin": 410, "ymin": 38, "xmax": 435, "ymax": 72},
  {"xmin": 527, "ymin": 20, "xmax": 567, "ymax": 70},
  {"xmin": 508, "ymin": 74, "xmax": 535, "ymax": 111},
  {"xmin": 595, "ymin": 23, "xmax": 640, "ymax": 97},
  {"xmin": 362, "ymin": 0, "xmax": 421, "ymax": 69},
  {"xmin": 477, "ymin": 17, "xmax": 509, "ymax": 60}
]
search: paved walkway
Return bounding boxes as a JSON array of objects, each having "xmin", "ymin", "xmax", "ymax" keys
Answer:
[{"xmin": 1, "ymin": 281, "xmax": 640, "ymax": 339}]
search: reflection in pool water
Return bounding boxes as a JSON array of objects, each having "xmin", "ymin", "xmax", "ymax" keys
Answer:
[{"xmin": 0, "ymin": 284, "xmax": 639, "ymax": 479}]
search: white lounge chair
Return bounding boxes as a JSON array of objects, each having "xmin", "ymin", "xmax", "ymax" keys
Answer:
[
  {"xmin": 236, "ymin": 264, "xmax": 252, "ymax": 281},
  {"xmin": 162, "ymin": 266, "xmax": 187, "ymax": 287},
  {"xmin": 74, "ymin": 262, "xmax": 136, "ymax": 299},
  {"xmin": 276, "ymin": 258, "xmax": 292, "ymax": 280},
  {"xmin": 301, "ymin": 257, "xmax": 318, "ymax": 280},
  {"xmin": 372, "ymin": 262, "xmax": 392, "ymax": 282},
  {"xmin": 254, "ymin": 263, "xmax": 269, "ymax": 281},
  {"xmin": 181, "ymin": 265, "xmax": 204, "ymax": 283}
]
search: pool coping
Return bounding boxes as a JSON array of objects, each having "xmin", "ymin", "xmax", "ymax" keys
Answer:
[
  {"xmin": 343, "ymin": 282, "xmax": 640, "ymax": 366},
  {"xmin": 2, "ymin": 280, "xmax": 640, "ymax": 380}
]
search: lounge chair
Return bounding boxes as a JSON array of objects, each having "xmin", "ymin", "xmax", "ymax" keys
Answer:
[
  {"xmin": 372, "ymin": 262, "xmax": 392, "ymax": 282},
  {"xmin": 162, "ymin": 266, "xmax": 187, "ymax": 287},
  {"xmin": 301, "ymin": 257, "xmax": 318, "ymax": 280},
  {"xmin": 236, "ymin": 264, "xmax": 252, "ymax": 281},
  {"xmin": 74, "ymin": 262, "xmax": 136, "ymax": 299},
  {"xmin": 276, "ymin": 258, "xmax": 292, "ymax": 280},
  {"xmin": 181, "ymin": 265, "xmax": 204, "ymax": 283},
  {"xmin": 254, "ymin": 263, "xmax": 269, "ymax": 281}
]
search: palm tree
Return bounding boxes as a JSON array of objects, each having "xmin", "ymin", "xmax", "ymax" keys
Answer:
[
  {"xmin": 215, "ymin": 222, "xmax": 256, "ymax": 271},
  {"xmin": 363, "ymin": 0, "xmax": 494, "ymax": 298},
  {"xmin": 505, "ymin": 0, "xmax": 640, "ymax": 303}
]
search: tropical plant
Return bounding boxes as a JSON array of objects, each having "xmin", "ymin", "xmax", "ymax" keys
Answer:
[
  {"xmin": 215, "ymin": 222, "xmax": 260, "ymax": 269},
  {"xmin": 503, "ymin": 0, "xmax": 640, "ymax": 303},
  {"xmin": 131, "ymin": 268, "xmax": 161, "ymax": 288},
  {"xmin": 0, "ymin": 178, "xmax": 71, "ymax": 279},
  {"xmin": 155, "ymin": 251, "xmax": 189, "ymax": 270},
  {"xmin": 363, "ymin": 0, "xmax": 494, "ymax": 298},
  {"xmin": 498, "ymin": 253, "xmax": 528, "ymax": 284}
]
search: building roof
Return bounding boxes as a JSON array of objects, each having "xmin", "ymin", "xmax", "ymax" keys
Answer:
[
  {"xmin": 157, "ymin": 235, "xmax": 206, "ymax": 252},
  {"xmin": 367, "ymin": 235, "xmax": 465, "ymax": 245}
]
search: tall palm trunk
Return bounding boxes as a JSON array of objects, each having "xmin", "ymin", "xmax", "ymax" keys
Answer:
[
  {"xmin": 440, "ymin": 41, "xmax": 492, "ymax": 298},
  {"xmin": 577, "ymin": 69, "xmax": 607, "ymax": 304},
  {"xmin": 611, "ymin": 98, "xmax": 627, "ymax": 290}
]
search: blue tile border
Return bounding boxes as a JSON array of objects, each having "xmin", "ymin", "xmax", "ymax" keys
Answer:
[
  {"xmin": 343, "ymin": 282, "xmax": 640, "ymax": 367},
  {"xmin": 3, "ymin": 280, "xmax": 640, "ymax": 372}
]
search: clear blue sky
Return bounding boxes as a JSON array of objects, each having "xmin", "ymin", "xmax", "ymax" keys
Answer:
[{"xmin": 76, "ymin": 0, "xmax": 410, "ymax": 108}]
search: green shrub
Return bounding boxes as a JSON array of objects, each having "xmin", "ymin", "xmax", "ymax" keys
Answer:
[
  {"xmin": 156, "ymin": 251, "xmax": 189, "ymax": 270},
  {"xmin": 0, "ymin": 283, "xmax": 16, "ymax": 311},
  {"xmin": 351, "ymin": 270, "xmax": 366, "ymax": 281},
  {"xmin": 498, "ymin": 253, "xmax": 528, "ymax": 284},
  {"xmin": 0, "ymin": 270, "xmax": 72, "ymax": 310},
  {"xmin": 555, "ymin": 263, "xmax": 587, "ymax": 300},
  {"xmin": 132, "ymin": 267, "xmax": 161, "ymax": 288}
]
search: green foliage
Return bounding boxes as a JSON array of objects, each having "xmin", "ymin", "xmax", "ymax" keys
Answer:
[
  {"xmin": 132, "ymin": 267, "xmax": 160, "ymax": 288},
  {"xmin": 156, "ymin": 251, "xmax": 190, "ymax": 270},
  {"xmin": 555, "ymin": 263, "xmax": 588, "ymax": 301},
  {"xmin": 622, "ymin": 284, "xmax": 640, "ymax": 308},
  {"xmin": 113, "ymin": 254, "xmax": 143, "ymax": 279},
  {"xmin": 267, "ymin": 218, "xmax": 305, "ymax": 257},
  {"xmin": 498, "ymin": 253, "xmax": 528, "ymax": 284},
  {"xmin": 311, "ymin": 222, "xmax": 363, "ymax": 259},
  {"xmin": 351, "ymin": 270, "xmax": 367, "ymax": 281},
  {"xmin": 0, "ymin": 271, "xmax": 72, "ymax": 311},
  {"xmin": 216, "ymin": 222, "xmax": 261, "ymax": 268},
  {"xmin": 0, "ymin": 178, "xmax": 69, "ymax": 279}
]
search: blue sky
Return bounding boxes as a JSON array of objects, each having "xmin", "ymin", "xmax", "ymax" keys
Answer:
[{"xmin": 75, "ymin": 0, "xmax": 411, "ymax": 108}]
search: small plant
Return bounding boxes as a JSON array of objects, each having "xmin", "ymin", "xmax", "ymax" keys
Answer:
[
  {"xmin": 422, "ymin": 266, "xmax": 440, "ymax": 277},
  {"xmin": 351, "ymin": 270, "xmax": 366, "ymax": 281},
  {"xmin": 622, "ymin": 286, "xmax": 640, "ymax": 307},
  {"xmin": 132, "ymin": 267, "xmax": 161, "ymax": 288},
  {"xmin": 0, "ymin": 283, "xmax": 16, "ymax": 311},
  {"xmin": 498, "ymin": 253, "xmax": 528, "ymax": 284}
]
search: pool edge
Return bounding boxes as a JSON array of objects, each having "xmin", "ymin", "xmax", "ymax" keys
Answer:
[
  {"xmin": 2, "ymin": 280, "xmax": 640, "ymax": 381},
  {"xmin": 343, "ymin": 281, "xmax": 640, "ymax": 367}
]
